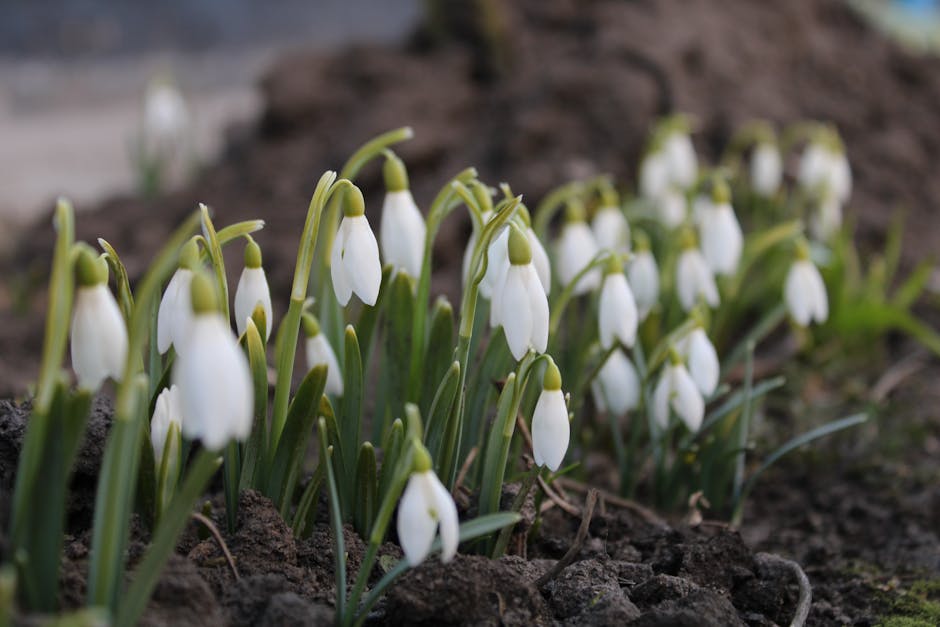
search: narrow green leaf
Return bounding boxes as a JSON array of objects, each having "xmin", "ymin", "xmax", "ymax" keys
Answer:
[
  {"xmin": 383, "ymin": 272, "xmax": 416, "ymax": 422},
  {"xmin": 420, "ymin": 297, "xmax": 456, "ymax": 414},
  {"xmin": 240, "ymin": 319, "xmax": 270, "ymax": 491},
  {"xmin": 478, "ymin": 373, "xmax": 517, "ymax": 520},
  {"xmin": 353, "ymin": 443, "xmax": 378, "ymax": 538},
  {"xmin": 97, "ymin": 238, "xmax": 134, "ymax": 322},
  {"xmin": 199, "ymin": 204, "xmax": 230, "ymax": 321},
  {"xmin": 356, "ymin": 265, "xmax": 393, "ymax": 367},
  {"xmin": 699, "ymin": 376, "xmax": 786, "ymax": 434},
  {"xmin": 378, "ymin": 419, "xmax": 404, "ymax": 503},
  {"xmin": 340, "ymin": 325, "xmax": 364, "ymax": 510},
  {"xmin": 292, "ymin": 456, "xmax": 326, "ymax": 539},
  {"xmin": 892, "ymin": 259, "xmax": 933, "ymax": 311},
  {"xmin": 424, "ymin": 361, "xmax": 461, "ymax": 462},
  {"xmin": 216, "ymin": 219, "xmax": 265, "ymax": 245},
  {"xmin": 317, "ymin": 419, "xmax": 347, "ymax": 621}
]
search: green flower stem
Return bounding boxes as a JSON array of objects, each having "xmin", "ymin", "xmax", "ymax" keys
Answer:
[
  {"xmin": 548, "ymin": 250, "xmax": 616, "ymax": 336},
  {"xmin": 406, "ymin": 169, "xmax": 478, "ymax": 403},
  {"xmin": 115, "ymin": 449, "xmax": 222, "ymax": 626},
  {"xmin": 97, "ymin": 238, "xmax": 134, "ymax": 323},
  {"xmin": 490, "ymin": 463, "xmax": 539, "ymax": 558},
  {"xmin": 533, "ymin": 181, "xmax": 584, "ymax": 242},
  {"xmin": 731, "ymin": 342, "xmax": 756, "ymax": 507},
  {"xmin": 199, "ymin": 205, "xmax": 230, "ymax": 321},
  {"xmin": 317, "ymin": 418, "xmax": 347, "ymax": 622}
]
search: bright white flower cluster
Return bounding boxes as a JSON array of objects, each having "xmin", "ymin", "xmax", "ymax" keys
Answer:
[{"xmin": 798, "ymin": 131, "xmax": 852, "ymax": 240}]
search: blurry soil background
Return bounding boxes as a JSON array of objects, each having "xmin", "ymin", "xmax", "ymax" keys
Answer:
[{"xmin": 2, "ymin": 0, "xmax": 940, "ymax": 624}]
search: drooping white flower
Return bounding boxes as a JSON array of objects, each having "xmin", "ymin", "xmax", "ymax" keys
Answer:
[
  {"xmin": 492, "ymin": 225, "xmax": 549, "ymax": 360},
  {"xmin": 331, "ymin": 187, "xmax": 382, "ymax": 307},
  {"xmin": 697, "ymin": 183, "xmax": 743, "ymax": 276},
  {"xmin": 809, "ymin": 194, "xmax": 843, "ymax": 241},
  {"xmin": 592, "ymin": 205, "xmax": 631, "ymax": 254},
  {"xmin": 380, "ymin": 155, "xmax": 426, "ymax": 278},
  {"xmin": 656, "ymin": 188, "xmax": 687, "ymax": 229},
  {"xmin": 750, "ymin": 142, "xmax": 782, "ymax": 197},
  {"xmin": 173, "ymin": 273, "xmax": 253, "ymax": 451},
  {"xmin": 531, "ymin": 359, "xmax": 569, "ymax": 472},
  {"xmin": 785, "ymin": 247, "xmax": 828, "ymax": 326},
  {"xmin": 652, "ymin": 359, "xmax": 704, "ymax": 432},
  {"xmin": 303, "ymin": 314, "xmax": 343, "ymax": 396},
  {"xmin": 798, "ymin": 138, "xmax": 851, "ymax": 204},
  {"xmin": 591, "ymin": 349, "xmax": 640, "ymax": 416},
  {"xmin": 628, "ymin": 242, "xmax": 660, "ymax": 321},
  {"xmin": 144, "ymin": 79, "xmax": 189, "ymax": 147},
  {"xmin": 157, "ymin": 239, "xmax": 201, "ymax": 354},
  {"xmin": 676, "ymin": 235, "xmax": 719, "ymax": 311},
  {"xmin": 598, "ymin": 264, "xmax": 638, "ymax": 349},
  {"xmin": 664, "ymin": 131, "xmax": 698, "ymax": 190},
  {"xmin": 640, "ymin": 151, "xmax": 670, "ymax": 200},
  {"xmin": 233, "ymin": 239, "xmax": 273, "ymax": 341},
  {"xmin": 70, "ymin": 251, "xmax": 128, "ymax": 391},
  {"xmin": 556, "ymin": 208, "xmax": 601, "ymax": 295},
  {"xmin": 150, "ymin": 384, "xmax": 182, "ymax": 463},
  {"xmin": 678, "ymin": 326, "xmax": 719, "ymax": 396},
  {"xmin": 397, "ymin": 451, "xmax": 458, "ymax": 567}
]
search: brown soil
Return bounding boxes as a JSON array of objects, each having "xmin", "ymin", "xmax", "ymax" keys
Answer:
[{"xmin": 3, "ymin": 0, "xmax": 940, "ymax": 624}]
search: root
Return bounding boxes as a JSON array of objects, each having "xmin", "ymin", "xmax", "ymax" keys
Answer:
[{"xmin": 755, "ymin": 552, "xmax": 812, "ymax": 627}]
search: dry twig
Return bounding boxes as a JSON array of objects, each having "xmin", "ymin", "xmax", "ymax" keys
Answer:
[
  {"xmin": 537, "ymin": 475, "xmax": 580, "ymax": 516},
  {"xmin": 192, "ymin": 512, "xmax": 240, "ymax": 580},
  {"xmin": 556, "ymin": 477, "xmax": 666, "ymax": 527},
  {"xmin": 535, "ymin": 489, "xmax": 597, "ymax": 588},
  {"xmin": 453, "ymin": 446, "xmax": 479, "ymax": 494}
]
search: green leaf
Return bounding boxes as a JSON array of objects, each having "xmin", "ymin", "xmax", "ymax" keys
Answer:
[
  {"xmin": 356, "ymin": 265, "xmax": 393, "ymax": 367},
  {"xmin": 699, "ymin": 376, "xmax": 786, "ymax": 434},
  {"xmin": 199, "ymin": 204, "xmax": 230, "ymax": 320},
  {"xmin": 892, "ymin": 259, "xmax": 933, "ymax": 311},
  {"xmin": 317, "ymin": 419, "xmax": 347, "ymax": 621},
  {"xmin": 97, "ymin": 238, "xmax": 134, "ymax": 323},
  {"xmin": 240, "ymin": 319, "xmax": 270, "ymax": 491},
  {"xmin": 478, "ymin": 373, "xmax": 517, "ymax": 520},
  {"xmin": 423, "ymin": 361, "xmax": 460, "ymax": 460},
  {"xmin": 291, "ymin": 456, "xmax": 326, "ymax": 539},
  {"xmin": 420, "ymin": 298, "xmax": 456, "ymax": 414},
  {"xmin": 383, "ymin": 271, "xmax": 416, "ymax": 422},
  {"xmin": 353, "ymin": 443, "xmax": 378, "ymax": 538},
  {"xmin": 340, "ymin": 325, "xmax": 364, "ymax": 510},
  {"xmin": 216, "ymin": 219, "xmax": 265, "ymax": 246},
  {"xmin": 266, "ymin": 365, "xmax": 328, "ymax": 515},
  {"xmin": 378, "ymin": 419, "xmax": 404, "ymax": 503}
]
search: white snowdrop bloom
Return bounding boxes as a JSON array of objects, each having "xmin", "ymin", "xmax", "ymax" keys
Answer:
[
  {"xmin": 233, "ymin": 239, "xmax": 273, "ymax": 341},
  {"xmin": 652, "ymin": 359, "xmax": 704, "ymax": 432},
  {"xmin": 591, "ymin": 349, "xmax": 640, "ymax": 416},
  {"xmin": 598, "ymin": 264, "xmax": 638, "ymax": 349},
  {"xmin": 656, "ymin": 188, "xmax": 687, "ymax": 229},
  {"xmin": 397, "ymin": 451, "xmax": 459, "ymax": 567},
  {"xmin": 303, "ymin": 314, "xmax": 343, "ymax": 396},
  {"xmin": 482, "ymin": 225, "xmax": 510, "ymax": 301},
  {"xmin": 750, "ymin": 142, "xmax": 783, "ymax": 197},
  {"xmin": 698, "ymin": 183, "xmax": 743, "ymax": 276},
  {"xmin": 664, "ymin": 131, "xmax": 698, "ymax": 189},
  {"xmin": 144, "ymin": 80, "xmax": 189, "ymax": 149},
  {"xmin": 157, "ymin": 239, "xmax": 200, "ymax": 354},
  {"xmin": 526, "ymin": 226, "xmax": 551, "ymax": 295},
  {"xmin": 785, "ymin": 249, "xmax": 828, "ymax": 326},
  {"xmin": 678, "ymin": 327, "xmax": 720, "ymax": 396},
  {"xmin": 830, "ymin": 150, "xmax": 852, "ymax": 204},
  {"xmin": 798, "ymin": 139, "xmax": 851, "ymax": 204},
  {"xmin": 556, "ymin": 211, "xmax": 601, "ymax": 295},
  {"xmin": 531, "ymin": 359, "xmax": 570, "ymax": 472},
  {"xmin": 331, "ymin": 187, "xmax": 382, "ymax": 307},
  {"xmin": 628, "ymin": 242, "xmax": 660, "ymax": 321},
  {"xmin": 810, "ymin": 193, "xmax": 843, "ymax": 241},
  {"xmin": 150, "ymin": 384, "xmax": 182, "ymax": 462},
  {"xmin": 676, "ymin": 237, "xmax": 719, "ymax": 311},
  {"xmin": 592, "ymin": 205, "xmax": 631, "ymax": 254},
  {"xmin": 380, "ymin": 155, "xmax": 426, "ymax": 278},
  {"xmin": 173, "ymin": 274, "xmax": 253, "ymax": 451},
  {"xmin": 639, "ymin": 151, "xmax": 670, "ymax": 200},
  {"xmin": 492, "ymin": 225, "xmax": 549, "ymax": 360},
  {"xmin": 70, "ymin": 251, "xmax": 128, "ymax": 392}
]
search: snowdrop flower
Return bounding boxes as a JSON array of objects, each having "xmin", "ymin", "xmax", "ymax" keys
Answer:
[
  {"xmin": 676, "ymin": 230, "xmax": 719, "ymax": 311},
  {"xmin": 173, "ymin": 273, "xmax": 253, "ymax": 451},
  {"xmin": 628, "ymin": 233, "xmax": 660, "ymax": 321},
  {"xmin": 592, "ymin": 204, "xmax": 631, "ymax": 255},
  {"xmin": 556, "ymin": 202, "xmax": 601, "ymax": 295},
  {"xmin": 531, "ymin": 359, "xmax": 570, "ymax": 472},
  {"xmin": 380, "ymin": 154, "xmax": 426, "ymax": 278},
  {"xmin": 598, "ymin": 257, "xmax": 638, "ymax": 349},
  {"xmin": 331, "ymin": 186, "xmax": 382, "ymax": 307},
  {"xmin": 678, "ymin": 324, "xmax": 719, "ymax": 396},
  {"xmin": 233, "ymin": 238, "xmax": 273, "ymax": 340},
  {"xmin": 785, "ymin": 241, "xmax": 828, "ymax": 326},
  {"xmin": 657, "ymin": 188, "xmax": 687, "ymax": 229},
  {"xmin": 157, "ymin": 238, "xmax": 199, "ymax": 354},
  {"xmin": 652, "ymin": 352, "xmax": 704, "ymax": 432},
  {"xmin": 150, "ymin": 384, "xmax": 182, "ymax": 464},
  {"xmin": 397, "ymin": 444, "xmax": 458, "ymax": 566},
  {"xmin": 492, "ymin": 225, "xmax": 549, "ymax": 360},
  {"xmin": 798, "ymin": 134, "xmax": 851, "ymax": 204},
  {"xmin": 591, "ymin": 349, "xmax": 640, "ymax": 416},
  {"xmin": 143, "ymin": 78, "xmax": 189, "ymax": 158},
  {"xmin": 303, "ymin": 313, "xmax": 343, "ymax": 396},
  {"xmin": 70, "ymin": 249, "xmax": 128, "ymax": 391},
  {"xmin": 664, "ymin": 131, "xmax": 698, "ymax": 190},
  {"xmin": 698, "ymin": 180, "xmax": 743, "ymax": 276},
  {"xmin": 810, "ymin": 194, "xmax": 843, "ymax": 241},
  {"xmin": 639, "ymin": 150, "xmax": 670, "ymax": 200},
  {"xmin": 750, "ymin": 141, "xmax": 783, "ymax": 197}
]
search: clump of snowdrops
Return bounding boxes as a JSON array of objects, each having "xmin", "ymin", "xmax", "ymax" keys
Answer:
[{"xmin": 5, "ymin": 119, "xmax": 888, "ymax": 625}]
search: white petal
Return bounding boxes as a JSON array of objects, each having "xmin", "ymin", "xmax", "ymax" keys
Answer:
[
  {"xmin": 831, "ymin": 153, "xmax": 852, "ymax": 203},
  {"xmin": 639, "ymin": 152, "xmax": 669, "ymax": 199},
  {"xmin": 670, "ymin": 364, "xmax": 704, "ymax": 432},
  {"xmin": 525, "ymin": 265, "xmax": 549, "ymax": 354},
  {"xmin": 666, "ymin": 133, "xmax": 697, "ymax": 189},
  {"xmin": 657, "ymin": 188, "xmax": 687, "ymax": 228},
  {"xmin": 785, "ymin": 261, "xmax": 813, "ymax": 326},
  {"xmin": 595, "ymin": 350, "xmax": 640, "ymax": 415},
  {"xmin": 428, "ymin": 472, "xmax": 459, "ymax": 562},
  {"xmin": 628, "ymin": 251, "xmax": 660, "ymax": 320},
  {"xmin": 591, "ymin": 206, "xmax": 630, "ymax": 254},
  {"xmin": 157, "ymin": 268, "xmax": 192, "ymax": 354},
  {"xmin": 381, "ymin": 190, "xmax": 426, "ymax": 277},
  {"xmin": 700, "ymin": 204, "xmax": 743, "ymax": 276},
  {"xmin": 234, "ymin": 267, "xmax": 273, "ymax": 340},
  {"xmin": 70, "ymin": 285, "xmax": 128, "ymax": 391},
  {"xmin": 527, "ymin": 228, "xmax": 551, "ymax": 295},
  {"xmin": 397, "ymin": 472, "xmax": 438, "ymax": 566},
  {"xmin": 151, "ymin": 384, "xmax": 182, "ymax": 460},
  {"xmin": 598, "ymin": 273, "xmax": 638, "ymax": 349},
  {"xmin": 499, "ymin": 266, "xmax": 533, "ymax": 360},
  {"xmin": 810, "ymin": 195, "xmax": 842, "ymax": 241},
  {"xmin": 677, "ymin": 249, "xmax": 719, "ymax": 311},
  {"xmin": 808, "ymin": 263, "xmax": 829, "ymax": 324},
  {"xmin": 481, "ymin": 226, "xmax": 510, "ymax": 301},
  {"xmin": 331, "ymin": 220, "xmax": 353, "ymax": 306},
  {"xmin": 556, "ymin": 222, "xmax": 600, "ymax": 295},
  {"xmin": 798, "ymin": 143, "xmax": 829, "ymax": 193},
  {"xmin": 306, "ymin": 334, "xmax": 344, "ymax": 396},
  {"xmin": 173, "ymin": 314, "xmax": 253, "ymax": 450},
  {"xmin": 750, "ymin": 143, "xmax": 782, "ymax": 197},
  {"xmin": 531, "ymin": 389, "xmax": 569, "ymax": 471},
  {"xmin": 344, "ymin": 215, "xmax": 382, "ymax": 306},
  {"xmin": 686, "ymin": 329, "xmax": 719, "ymax": 396},
  {"xmin": 652, "ymin": 371, "xmax": 672, "ymax": 429}
]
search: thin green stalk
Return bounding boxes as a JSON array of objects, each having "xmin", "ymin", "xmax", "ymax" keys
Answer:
[
  {"xmin": 490, "ymin": 464, "xmax": 538, "ymax": 558},
  {"xmin": 731, "ymin": 342, "xmax": 755, "ymax": 505},
  {"xmin": 548, "ymin": 251, "xmax": 615, "ymax": 336},
  {"xmin": 317, "ymin": 419, "xmax": 347, "ymax": 621}
]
